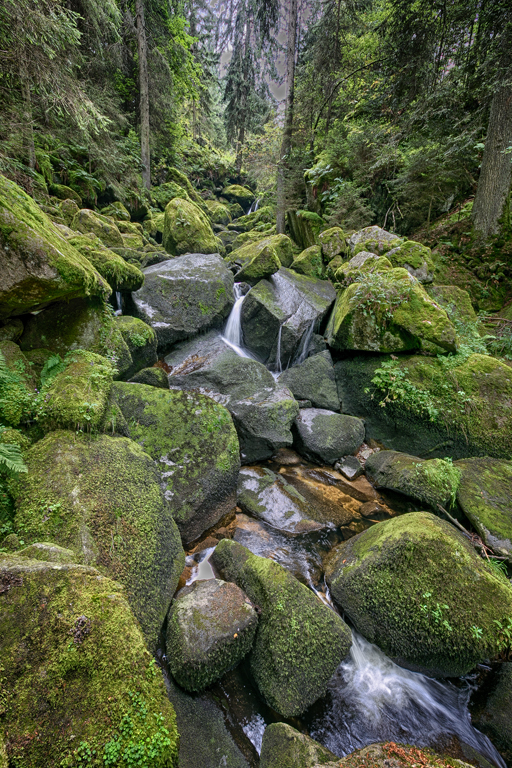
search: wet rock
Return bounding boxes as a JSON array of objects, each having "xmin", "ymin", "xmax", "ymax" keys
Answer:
[
  {"xmin": 166, "ymin": 579, "xmax": 258, "ymax": 692},
  {"xmin": 211, "ymin": 539, "xmax": 352, "ymax": 716},
  {"xmin": 359, "ymin": 500, "xmax": 389, "ymax": 518},
  {"xmin": 279, "ymin": 350, "xmax": 339, "ymax": 411},
  {"xmin": 335, "ymin": 455, "xmax": 363, "ymax": 480},
  {"xmin": 455, "ymin": 457, "xmax": 512, "ymax": 562},
  {"xmin": 365, "ymin": 450, "xmax": 462, "ymax": 511},
  {"xmin": 325, "ymin": 512, "xmax": 512, "ymax": 677},
  {"xmin": 131, "ymin": 254, "xmax": 234, "ymax": 352},
  {"xmin": 237, "ymin": 466, "xmax": 329, "ymax": 534},
  {"xmin": 109, "ymin": 382, "xmax": 240, "ymax": 544},
  {"xmin": 241, "ymin": 267, "xmax": 336, "ymax": 366},
  {"xmin": 294, "ymin": 408, "xmax": 365, "ymax": 465},
  {"xmin": 166, "ymin": 332, "xmax": 299, "ymax": 463},
  {"xmin": 473, "ymin": 663, "xmax": 512, "ymax": 763},
  {"xmin": 163, "ymin": 198, "xmax": 220, "ymax": 256},
  {"xmin": 260, "ymin": 722, "xmax": 337, "ymax": 768},
  {"xmin": 128, "ymin": 366, "xmax": 169, "ymax": 388}
]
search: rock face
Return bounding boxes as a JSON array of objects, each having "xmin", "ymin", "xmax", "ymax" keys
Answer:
[
  {"xmin": 211, "ymin": 539, "xmax": 352, "ymax": 716},
  {"xmin": 279, "ymin": 351, "xmax": 339, "ymax": 411},
  {"xmin": 131, "ymin": 254, "xmax": 234, "ymax": 352},
  {"xmin": 455, "ymin": 457, "xmax": 512, "ymax": 562},
  {"xmin": 166, "ymin": 333, "xmax": 299, "ymax": 463},
  {"xmin": 68, "ymin": 233, "xmax": 143, "ymax": 291},
  {"xmin": 163, "ymin": 197, "xmax": 220, "ymax": 255},
  {"xmin": 294, "ymin": 408, "xmax": 365, "ymax": 465},
  {"xmin": 365, "ymin": 451, "xmax": 462, "ymax": 511},
  {"xmin": 115, "ymin": 315, "xmax": 158, "ymax": 379},
  {"xmin": 326, "ymin": 268, "xmax": 457, "ymax": 354},
  {"xmin": 325, "ymin": 512, "xmax": 512, "ymax": 677},
  {"xmin": 109, "ymin": 382, "xmax": 240, "ymax": 544},
  {"xmin": 14, "ymin": 431, "xmax": 185, "ymax": 650},
  {"xmin": 166, "ymin": 579, "xmax": 258, "ymax": 692},
  {"xmin": 0, "ymin": 175, "xmax": 109, "ymax": 318},
  {"xmin": 241, "ymin": 268, "xmax": 336, "ymax": 366},
  {"xmin": 348, "ymin": 225, "xmax": 401, "ymax": 253},
  {"xmin": 473, "ymin": 662, "xmax": 512, "ymax": 763},
  {"xmin": 0, "ymin": 553, "xmax": 179, "ymax": 767},
  {"xmin": 237, "ymin": 466, "xmax": 329, "ymax": 534},
  {"xmin": 260, "ymin": 723, "xmax": 337, "ymax": 768}
]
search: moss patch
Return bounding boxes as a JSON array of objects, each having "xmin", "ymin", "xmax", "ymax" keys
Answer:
[
  {"xmin": 291, "ymin": 245, "xmax": 325, "ymax": 279},
  {"xmin": 260, "ymin": 723, "xmax": 337, "ymax": 768},
  {"xmin": 68, "ymin": 234, "xmax": 144, "ymax": 291},
  {"xmin": 163, "ymin": 198, "xmax": 219, "ymax": 256}
]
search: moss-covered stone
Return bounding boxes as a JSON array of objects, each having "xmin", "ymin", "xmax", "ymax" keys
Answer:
[
  {"xmin": 455, "ymin": 458, "xmax": 512, "ymax": 562},
  {"xmin": 166, "ymin": 167, "xmax": 206, "ymax": 209},
  {"xmin": 17, "ymin": 541, "xmax": 77, "ymax": 563},
  {"xmin": 205, "ymin": 199, "xmax": 232, "ymax": 225},
  {"xmin": 151, "ymin": 181, "xmax": 192, "ymax": 210},
  {"xmin": 100, "ymin": 201, "xmax": 131, "ymax": 221},
  {"xmin": 385, "ymin": 240, "xmax": 435, "ymax": 283},
  {"xmin": 68, "ymin": 233, "xmax": 144, "ymax": 291},
  {"xmin": 71, "ymin": 208, "xmax": 124, "ymax": 248},
  {"xmin": 233, "ymin": 244, "xmax": 281, "ymax": 284},
  {"xmin": 426, "ymin": 285, "xmax": 477, "ymax": 324},
  {"xmin": 348, "ymin": 225, "xmax": 402, "ymax": 254},
  {"xmin": 211, "ymin": 539, "xmax": 352, "ymax": 716},
  {"xmin": 318, "ymin": 227, "xmax": 347, "ymax": 262},
  {"xmin": 115, "ymin": 315, "xmax": 157, "ymax": 379},
  {"xmin": 227, "ymin": 206, "xmax": 273, "ymax": 233},
  {"xmin": 162, "ymin": 198, "xmax": 219, "ymax": 256},
  {"xmin": 325, "ymin": 511, "xmax": 512, "ymax": 676},
  {"xmin": 260, "ymin": 723, "xmax": 337, "ymax": 768},
  {"xmin": 13, "ymin": 431, "xmax": 185, "ymax": 649},
  {"xmin": 58, "ymin": 197, "xmax": 80, "ymax": 226},
  {"xmin": 228, "ymin": 235, "xmax": 294, "ymax": 274},
  {"xmin": 129, "ymin": 367, "xmax": 169, "ymax": 388},
  {"xmin": 320, "ymin": 742, "xmax": 475, "ymax": 768},
  {"xmin": 0, "ymin": 341, "xmax": 36, "ymax": 427},
  {"xmin": 166, "ymin": 579, "xmax": 258, "ymax": 692},
  {"xmin": 23, "ymin": 347, "xmax": 53, "ymax": 381},
  {"xmin": 326, "ymin": 268, "xmax": 457, "ymax": 353},
  {"xmin": 0, "ymin": 553, "xmax": 179, "ymax": 767},
  {"xmin": 0, "ymin": 175, "xmax": 109, "ymax": 318},
  {"xmin": 121, "ymin": 231, "xmax": 145, "ymax": 249},
  {"xmin": 333, "ymin": 252, "xmax": 393, "ymax": 285},
  {"xmin": 365, "ymin": 451, "xmax": 462, "ymax": 511},
  {"xmin": 48, "ymin": 184, "xmax": 82, "ymax": 205},
  {"xmin": 291, "ymin": 245, "xmax": 325, "ymax": 279},
  {"xmin": 222, "ymin": 185, "xmax": 255, "ymax": 207},
  {"xmin": 109, "ymin": 382, "xmax": 240, "ymax": 543}
]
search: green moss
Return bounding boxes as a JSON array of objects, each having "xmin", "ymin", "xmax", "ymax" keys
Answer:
[
  {"xmin": 100, "ymin": 202, "xmax": 131, "ymax": 221},
  {"xmin": 227, "ymin": 206, "xmax": 273, "ymax": 233},
  {"xmin": 211, "ymin": 539, "xmax": 352, "ymax": 716},
  {"xmin": 115, "ymin": 316, "xmax": 157, "ymax": 379},
  {"xmin": 0, "ymin": 554, "xmax": 178, "ymax": 767},
  {"xmin": 291, "ymin": 245, "xmax": 325, "ymax": 279},
  {"xmin": 151, "ymin": 182, "xmax": 192, "ymax": 211},
  {"xmin": 326, "ymin": 512, "xmax": 512, "ymax": 676},
  {"xmin": 166, "ymin": 168, "xmax": 206, "ymax": 209},
  {"xmin": 68, "ymin": 234, "xmax": 144, "ymax": 291},
  {"xmin": 13, "ymin": 431, "xmax": 184, "ymax": 649},
  {"xmin": 387, "ymin": 240, "xmax": 435, "ymax": 272},
  {"xmin": 162, "ymin": 198, "xmax": 219, "ymax": 256},
  {"xmin": 260, "ymin": 723, "xmax": 337, "ymax": 768},
  {"xmin": 230, "ymin": 234, "xmax": 295, "ymax": 268},
  {"xmin": 222, "ymin": 185, "xmax": 255, "ymax": 205},
  {"xmin": 318, "ymin": 226, "xmax": 347, "ymax": 261},
  {"xmin": 353, "ymin": 236, "xmax": 403, "ymax": 256},
  {"xmin": 204, "ymin": 199, "xmax": 232, "ymax": 225},
  {"xmin": 234, "ymin": 244, "xmax": 281, "ymax": 284},
  {"xmin": 0, "ymin": 342, "xmax": 36, "ymax": 427}
]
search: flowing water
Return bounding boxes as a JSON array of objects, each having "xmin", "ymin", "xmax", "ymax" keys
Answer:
[{"xmin": 221, "ymin": 283, "xmax": 256, "ymax": 359}]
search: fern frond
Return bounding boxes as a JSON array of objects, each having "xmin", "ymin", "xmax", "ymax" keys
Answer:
[
  {"xmin": 40, "ymin": 354, "xmax": 66, "ymax": 388},
  {"xmin": 0, "ymin": 442, "xmax": 28, "ymax": 474}
]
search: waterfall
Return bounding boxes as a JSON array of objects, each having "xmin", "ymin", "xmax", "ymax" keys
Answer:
[
  {"xmin": 247, "ymin": 198, "xmax": 260, "ymax": 215},
  {"xmin": 293, "ymin": 319, "xmax": 316, "ymax": 366},
  {"xmin": 114, "ymin": 291, "xmax": 122, "ymax": 316},
  {"xmin": 272, "ymin": 324, "xmax": 283, "ymax": 374},
  {"xmin": 222, "ymin": 284, "xmax": 255, "ymax": 359}
]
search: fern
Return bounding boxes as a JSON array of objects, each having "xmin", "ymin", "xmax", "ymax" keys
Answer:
[
  {"xmin": 40, "ymin": 354, "xmax": 66, "ymax": 388},
  {"xmin": 0, "ymin": 442, "xmax": 27, "ymax": 474}
]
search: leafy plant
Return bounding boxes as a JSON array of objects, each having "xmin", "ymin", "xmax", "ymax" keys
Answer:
[
  {"xmin": 367, "ymin": 358, "xmax": 439, "ymax": 422},
  {"xmin": 352, "ymin": 271, "xmax": 413, "ymax": 325}
]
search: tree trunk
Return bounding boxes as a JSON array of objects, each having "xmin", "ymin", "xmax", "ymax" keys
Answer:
[
  {"xmin": 235, "ymin": 13, "xmax": 252, "ymax": 175},
  {"xmin": 472, "ymin": 85, "xmax": 512, "ymax": 240},
  {"xmin": 20, "ymin": 72, "xmax": 35, "ymax": 171},
  {"xmin": 276, "ymin": 0, "xmax": 298, "ymax": 234},
  {"xmin": 136, "ymin": 0, "xmax": 151, "ymax": 190}
]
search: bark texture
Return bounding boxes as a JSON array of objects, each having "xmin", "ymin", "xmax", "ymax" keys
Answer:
[
  {"xmin": 136, "ymin": 0, "xmax": 151, "ymax": 190},
  {"xmin": 276, "ymin": 0, "xmax": 298, "ymax": 235}
]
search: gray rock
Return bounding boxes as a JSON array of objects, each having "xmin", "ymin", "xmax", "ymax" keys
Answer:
[
  {"xmin": 166, "ymin": 579, "xmax": 258, "ymax": 692},
  {"xmin": 473, "ymin": 663, "xmax": 512, "ymax": 763},
  {"xmin": 237, "ymin": 467, "xmax": 329, "ymax": 534},
  {"xmin": 128, "ymin": 366, "xmax": 169, "ymax": 388},
  {"xmin": 131, "ymin": 254, "xmax": 234, "ymax": 353},
  {"xmin": 293, "ymin": 408, "xmax": 365, "ymax": 465},
  {"xmin": 260, "ymin": 723, "xmax": 337, "ymax": 768},
  {"xmin": 166, "ymin": 332, "xmax": 299, "ymax": 463},
  {"xmin": 335, "ymin": 455, "xmax": 363, "ymax": 480},
  {"xmin": 279, "ymin": 351, "xmax": 339, "ymax": 411},
  {"xmin": 241, "ymin": 268, "xmax": 336, "ymax": 367},
  {"xmin": 348, "ymin": 225, "xmax": 401, "ymax": 253}
]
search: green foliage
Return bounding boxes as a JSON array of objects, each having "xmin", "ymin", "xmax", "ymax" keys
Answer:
[
  {"xmin": 352, "ymin": 270, "xmax": 413, "ymax": 324},
  {"xmin": 368, "ymin": 358, "xmax": 439, "ymax": 422},
  {"xmin": 0, "ymin": 350, "xmax": 34, "ymax": 428}
]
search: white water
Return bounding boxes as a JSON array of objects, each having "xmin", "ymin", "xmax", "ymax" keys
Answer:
[
  {"xmin": 114, "ymin": 291, "xmax": 122, "ymax": 316},
  {"xmin": 185, "ymin": 547, "xmax": 216, "ymax": 585},
  {"xmin": 292, "ymin": 318, "xmax": 316, "ymax": 366},
  {"xmin": 310, "ymin": 632, "xmax": 505, "ymax": 768},
  {"xmin": 247, "ymin": 198, "xmax": 260, "ymax": 215},
  {"xmin": 221, "ymin": 284, "xmax": 256, "ymax": 359}
]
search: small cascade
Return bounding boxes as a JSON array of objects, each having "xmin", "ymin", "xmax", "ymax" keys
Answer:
[
  {"xmin": 185, "ymin": 547, "xmax": 216, "ymax": 586},
  {"xmin": 292, "ymin": 319, "xmax": 316, "ymax": 366},
  {"xmin": 271, "ymin": 324, "xmax": 283, "ymax": 375},
  {"xmin": 114, "ymin": 291, "xmax": 122, "ymax": 316},
  {"xmin": 247, "ymin": 198, "xmax": 260, "ymax": 215},
  {"xmin": 221, "ymin": 283, "xmax": 255, "ymax": 359}
]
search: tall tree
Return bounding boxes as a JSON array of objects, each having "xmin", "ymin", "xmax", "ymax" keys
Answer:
[
  {"xmin": 135, "ymin": 0, "xmax": 151, "ymax": 189},
  {"xmin": 276, "ymin": 0, "xmax": 298, "ymax": 234}
]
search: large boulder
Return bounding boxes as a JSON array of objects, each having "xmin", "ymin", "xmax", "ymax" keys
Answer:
[
  {"xmin": 455, "ymin": 457, "xmax": 512, "ymax": 562},
  {"xmin": 0, "ymin": 175, "xmax": 109, "ymax": 319},
  {"xmin": 163, "ymin": 198, "xmax": 219, "ymax": 256},
  {"xmin": 426, "ymin": 285, "xmax": 477, "ymax": 324},
  {"xmin": 279, "ymin": 351, "xmax": 339, "ymax": 411},
  {"xmin": 131, "ymin": 254, "xmax": 234, "ymax": 352},
  {"xmin": 222, "ymin": 184, "xmax": 255, "ymax": 207},
  {"xmin": 318, "ymin": 226, "xmax": 347, "ymax": 261},
  {"xmin": 334, "ymin": 353, "xmax": 512, "ymax": 460},
  {"xmin": 151, "ymin": 180, "xmax": 192, "ymax": 210},
  {"xmin": 234, "ymin": 244, "xmax": 281, "ymax": 285},
  {"xmin": 204, "ymin": 199, "xmax": 232, "ymax": 225},
  {"xmin": 166, "ymin": 579, "xmax": 258, "ymax": 692},
  {"xmin": 385, "ymin": 241, "xmax": 435, "ymax": 283},
  {"xmin": 114, "ymin": 315, "xmax": 158, "ymax": 379},
  {"xmin": 108, "ymin": 382, "xmax": 240, "ymax": 544},
  {"xmin": 326, "ymin": 268, "xmax": 457, "ymax": 354},
  {"xmin": 291, "ymin": 245, "xmax": 325, "ymax": 279},
  {"xmin": 241, "ymin": 268, "xmax": 336, "ymax": 366},
  {"xmin": 211, "ymin": 539, "xmax": 352, "ymax": 716},
  {"xmin": 347, "ymin": 225, "xmax": 402, "ymax": 253},
  {"xmin": 167, "ymin": 333, "xmax": 299, "ymax": 463},
  {"xmin": 293, "ymin": 408, "xmax": 365, "ymax": 465},
  {"xmin": 365, "ymin": 450, "xmax": 462, "ymax": 511},
  {"xmin": 325, "ymin": 512, "xmax": 512, "ymax": 676},
  {"xmin": 13, "ymin": 431, "xmax": 185, "ymax": 649},
  {"xmin": 71, "ymin": 208, "xmax": 124, "ymax": 247},
  {"xmin": 67, "ymin": 233, "xmax": 144, "ymax": 291},
  {"xmin": 0, "ymin": 341, "xmax": 36, "ymax": 427},
  {"xmin": 240, "ymin": 234, "xmax": 295, "ymax": 268},
  {"xmin": 0, "ymin": 553, "xmax": 179, "ymax": 768},
  {"xmin": 260, "ymin": 723, "xmax": 337, "ymax": 768}
]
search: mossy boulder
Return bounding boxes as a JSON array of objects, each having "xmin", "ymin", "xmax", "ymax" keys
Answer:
[
  {"xmin": 132, "ymin": 254, "xmax": 234, "ymax": 353},
  {"xmin": 13, "ymin": 431, "xmax": 185, "ymax": 648},
  {"xmin": 109, "ymin": 382, "xmax": 240, "ymax": 543},
  {"xmin": 222, "ymin": 184, "xmax": 255, "ymax": 207},
  {"xmin": 0, "ymin": 341, "xmax": 37, "ymax": 427},
  {"xmin": 121, "ymin": 231, "xmax": 145, "ymax": 249},
  {"xmin": 17, "ymin": 541, "xmax": 76, "ymax": 563},
  {"xmin": 334, "ymin": 352, "xmax": 512, "ymax": 460},
  {"xmin": 260, "ymin": 723, "xmax": 337, "ymax": 768},
  {"xmin": 293, "ymin": 408, "xmax": 365, "ymax": 464},
  {"xmin": 232, "ymin": 244, "xmax": 281, "ymax": 284},
  {"xmin": 0, "ymin": 553, "xmax": 179, "ymax": 767},
  {"xmin": 68, "ymin": 233, "xmax": 144, "ymax": 291},
  {"xmin": 426, "ymin": 285, "xmax": 477, "ymax": 324},
  {"xmin": 0, "ymin": 174, "xmax": 109, "ymax": 318},
  {"xmin": 166, "ymin": 578, "xmax": 258, "ymax": 692},
  {"xmin": 227, "ymin": 206, "xmax": 273, "ymax": 233},
  {"xmin": 48, "ymin": 184, "xmax": 82, "ymax": 205},
  {"xmin": 163, "ymin": 198, "xmax": 219, "ymax": 256},
  {"xmin": 211, "ymin": 539, "xmax": 352, "ymax": 716},
  {"xmin": 205, "ymin": 199, "xmax": 232, "ymax": 225},
  {"xmin": 115, "ymin": 315, "xmax": 157, "ymax": 379},
  {"xmin": 279, "ymin": 351, "xmax": 339, "ymax": 411},
  {"xmin": 325, "ymin": 511, "xmax": 512, "ymax": 676},
  {"xmin": 230, "ymin": 233, "xmax": 294, "ymax": 267},
  {"xmin": 348, "ymin": 225, "xmax": 402, "ymax": 253},
  {"xmin": 71, "ymin": 208, "xmax": 124, "ymax": 248},
  {"xmin": 318, "ymin": 227, "xmax": 347, "ymax": 261},
  {"xmin": 166, "ymin": 167, "xmax": 205, "ymax": 208},
  {"xmin": 385, "ymin": 240, "xmax": 435, "ymax": 283},
  {"xmin": 365, "ymin": 451, "xmax": 462, "ymax": 511},
  {"xmin": 19, "ymin": 297, "xmax": 132, "ymax": 378},
  {"xmin": 151, "ymin": 181, "xmax": 192, "ymax": 210},
  {"xmin": 455, "ymin": 457, "xmax": 512, "ymax": 562},
  {"xmin": 100, "ymin": 201, "xmax": 131, "ymax": 221},
  {"xmin": 129, "ymin": 367, "xmax": 169, "ymax": 388},
  {"xmin": 326, "ymin": 268, "xmax": 458, "ymax": 353},
  {"xmin": 333, "ymin": 252, "xmax": 392, "ymax": 285},
  {"xmin": 291, "ymin": 245, "xmax": 325, "ymax": 279},
  {"xmin": 58, "ymin": 197, "xmax": 80, "ymax": 226}
]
